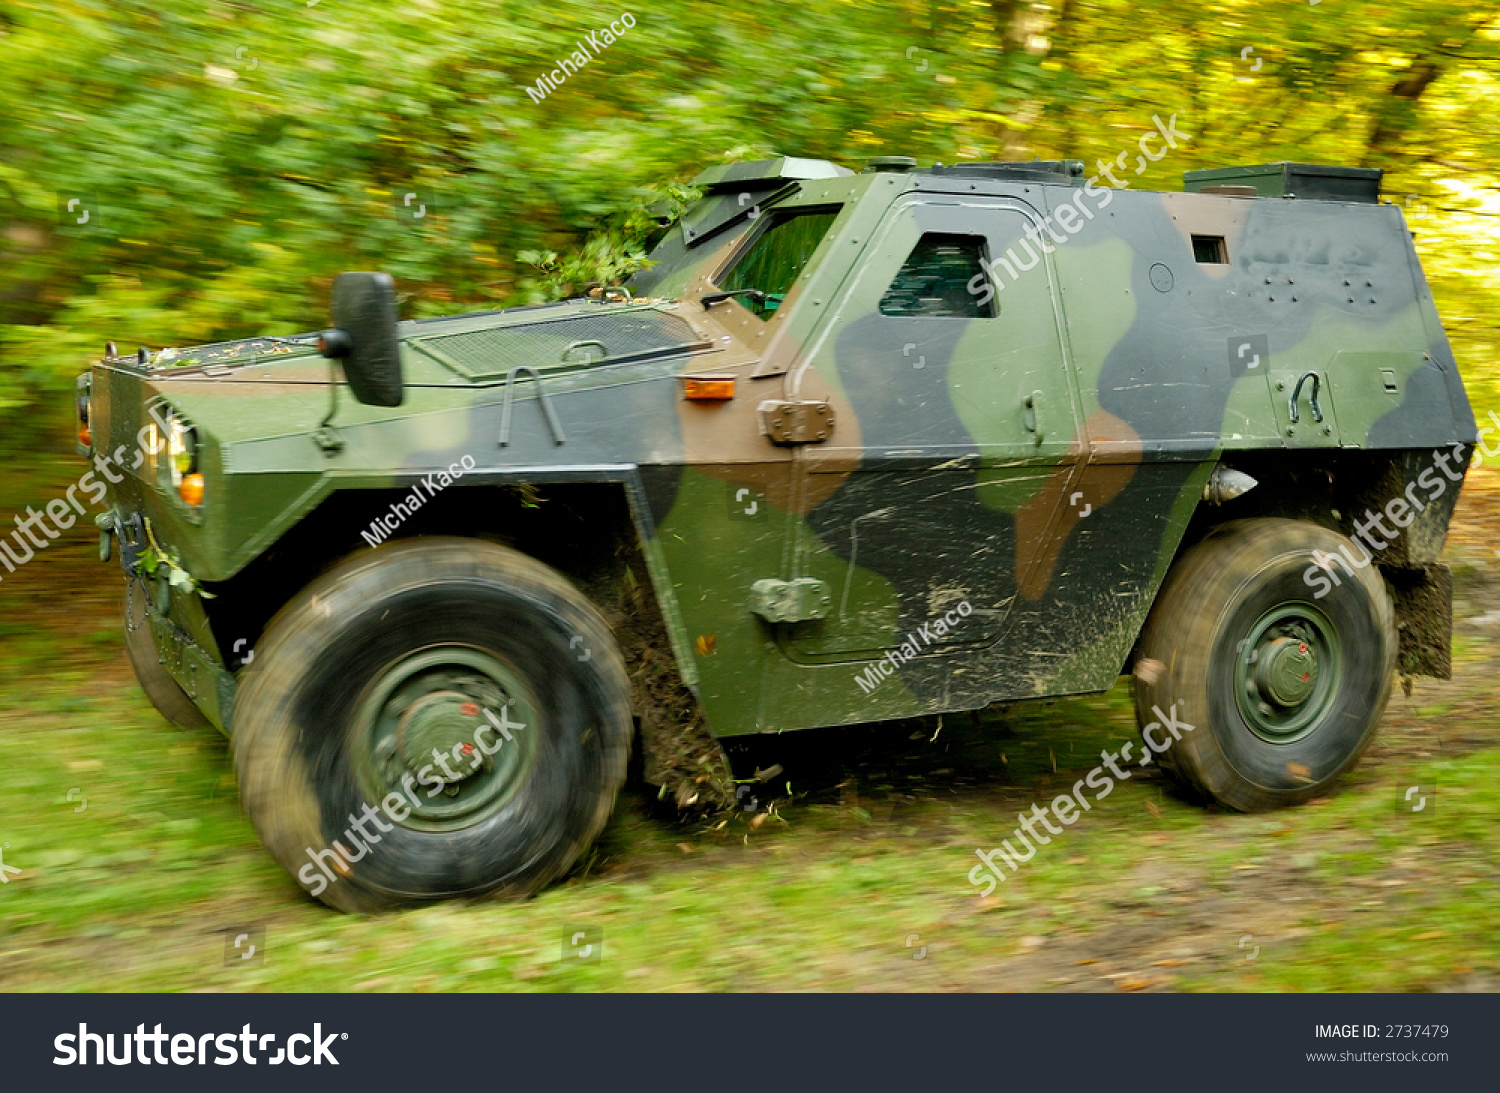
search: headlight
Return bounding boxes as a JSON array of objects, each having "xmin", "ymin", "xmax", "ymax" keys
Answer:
[
  {"xmin": 160, "ymin": 407, "xmax": 203, "ymax": 507},
  {"xmin": 169, "ymin": 417, "xmax": 194, "ymax": 484},
  {"xmin": 76, "ymin": 374, "xmax": 92, "ymax": 450}
]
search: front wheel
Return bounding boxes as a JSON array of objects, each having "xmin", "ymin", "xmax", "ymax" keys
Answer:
[
  {"xmin": 232, "ymin": 537, "xmax": 632, "ymax": 911},
  {"xmin": 1134, "ymin": 518, "xmax": 1395, "ymax": 811}
]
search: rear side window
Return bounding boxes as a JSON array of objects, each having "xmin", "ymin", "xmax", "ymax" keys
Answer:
[
  {"xmin": 1192, "ymin": 234, "xmax": 1228, "ymax": 264},
  {"xmin": 716, "ymin": 208, "xmax": 839, "ymax": 319},
  {"xmin": 879, "ymin": 233, "xmax": 995, "ymax": 318}
]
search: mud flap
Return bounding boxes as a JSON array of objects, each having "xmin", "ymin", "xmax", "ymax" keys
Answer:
[
  {"xmin": 1382, "ymin": 563, "xmax": 1452, "ymax": 680},
  {"xmin": 607, "ymin": 562, "xmax": 736, "ymax": 812}
]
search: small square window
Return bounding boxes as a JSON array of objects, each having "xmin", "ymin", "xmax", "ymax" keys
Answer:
[
  {"xmin": 879, "ymin": 233, "xmax": 995, "ymax": 318},
  {"xmin": 1192, "ymin": 235, "xmax": 1228, "ymax": 264}
]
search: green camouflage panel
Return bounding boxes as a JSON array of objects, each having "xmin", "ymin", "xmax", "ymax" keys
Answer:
[{"xmin": 84, "ymin": 157, "xmax": 1476, "ymax": 739}]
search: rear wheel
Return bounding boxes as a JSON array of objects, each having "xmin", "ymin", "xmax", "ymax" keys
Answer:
[
  {"xmin": 1134, "ymin": 518, "xmax": 1395, "ymax": 811},
  {"xmin": 122, "ymin": 580, "xmax": 211, "ymax": 730},
  {"xmin": 232, "ymin": 537, "xmax": 632, "ymax": 911}
]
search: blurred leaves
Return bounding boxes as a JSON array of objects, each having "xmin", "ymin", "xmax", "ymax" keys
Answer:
[
  {"xmin": 515, "ymin": 179, "xmax": 699, "ymax": 300},
  {"xmin": 0, "ymin": 0, "xmax": 1497, "ymax": 419}
]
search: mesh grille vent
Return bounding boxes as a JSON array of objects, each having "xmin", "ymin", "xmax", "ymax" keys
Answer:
[{"xmin": 419, "ymin": 311, "xmax": 707, "ymax": 378}]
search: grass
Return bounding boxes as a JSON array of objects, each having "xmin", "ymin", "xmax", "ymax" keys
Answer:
[{"xmin": 0, "ymin": 447, "xmax": 1497, "ymax": 992}]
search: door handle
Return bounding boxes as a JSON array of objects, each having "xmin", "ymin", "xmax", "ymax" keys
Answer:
[{"xmin": 1023, "ymin": 391, "xmax": 1044, "ymax": 445}]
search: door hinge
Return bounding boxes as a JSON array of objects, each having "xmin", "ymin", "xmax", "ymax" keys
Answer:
[
  {"xmin": 749, "ymin": 578, "xmax": 833, "ymax": 624},
  {"xmin": 758, "ymin": 399, "xmax": 835, "ymax": 445}
]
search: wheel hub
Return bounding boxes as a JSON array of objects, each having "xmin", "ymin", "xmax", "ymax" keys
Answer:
[
  {"xmin": 1234, "ymin": 604, "xmax": 1342, "ymax": 745},
  {"xmin": 353, "ymin": 646, "xmax": 540, "ymax": 830},
  {"xmin": 1255, "ymin": 637, "xmax": 1318, "ymax": 707},
  {"xmin": 396, "ymin": 690, "xmax": 489, "ymax": 785}
]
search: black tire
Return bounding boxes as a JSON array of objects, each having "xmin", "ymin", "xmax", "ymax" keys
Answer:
[
  {"xmin": 231, "ymin": 537, "xmax": 632, "ymax": 912},
  {"xmin": 122, "ymin": 581, "xmax": 211, "ymax": 730},
  {"xmin": 1133, "ymin": 518, "xmax": 1395, "ymax": 811}
]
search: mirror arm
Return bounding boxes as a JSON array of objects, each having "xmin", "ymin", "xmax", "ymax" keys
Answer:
[
  {"xmin": 318, "ymin": 358, "xmax": 341, "ymax": 428},
  {"xmin": 311, "ymin": 369, "xmax": 346, "ymax": 453},
  {"xmin": 313, "ymin": 329, "xmax": 351, "ymax": 453}
]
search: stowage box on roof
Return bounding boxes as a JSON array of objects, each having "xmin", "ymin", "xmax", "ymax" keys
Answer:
[{"xmin": 1183, "ymin": 162, "xmax": 1382, "ymax": 204}]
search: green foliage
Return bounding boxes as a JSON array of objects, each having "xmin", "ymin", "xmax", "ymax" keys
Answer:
[
  {"xmin": 1, "ymin": 0, "xmax": 1497, "ymax": 426},
  {"xmin": 516, "ymin": 180, "xmax": 699, "ymax": 301},
  {"xmin": 140, "ymin": 518, "xmax": 213, "ymax": 597}
]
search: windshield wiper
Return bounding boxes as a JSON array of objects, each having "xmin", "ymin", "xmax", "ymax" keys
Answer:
[{"xmin": 701, "ymin": 288, "xmax": 767, "ymax": 310}]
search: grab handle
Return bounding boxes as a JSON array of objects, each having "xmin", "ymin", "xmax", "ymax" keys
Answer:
[{"xmin": 1289, "ymin": 371, "xmax": 1323, "ymax": 425}]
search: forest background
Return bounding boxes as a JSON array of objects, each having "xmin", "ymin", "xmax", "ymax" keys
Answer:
[{"xmin": 2, "ymin": 0, "xmax": 1497, "ymax": 442}]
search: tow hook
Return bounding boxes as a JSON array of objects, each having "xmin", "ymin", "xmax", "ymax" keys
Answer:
[
  {"xmin": 95, "ymin": 511, "xmax": 116, "ymax": 563},
  {"xmin": 103, "ymin": 511, "xmax": 146, "ymax": 575}
]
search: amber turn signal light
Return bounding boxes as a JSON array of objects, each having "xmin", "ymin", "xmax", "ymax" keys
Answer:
[
  {"xmin": 179, "ymin": 473, "xmax": 205, "ymax": 507},
  {"xmin": 682, "ymin": 376, "xmax": 735, "ymax": 401}
]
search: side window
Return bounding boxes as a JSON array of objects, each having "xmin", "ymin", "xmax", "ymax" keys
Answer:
[
  {"xmin": 716, "ymin": 208, "xmax": 840, "ymax": 319},
  {"xmin": 879, "ymin": 233, "xmax": 995, "ymax": 319}
]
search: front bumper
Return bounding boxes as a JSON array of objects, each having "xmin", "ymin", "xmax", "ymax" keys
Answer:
[
  {"xmin": 112, "ymin": 511, "xmax": 237, "ymax": 735},
  {"xmin": 85, "ymin": 361, "xmax": 236, "ymax": 732},
  {"xmin": 134, "ymin": 579, "xmax": 237, "ymax": 733}
]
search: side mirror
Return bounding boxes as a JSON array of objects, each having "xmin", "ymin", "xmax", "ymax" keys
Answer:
[{"xmin": 319, "ymin": 271, "xmax": 403, "ymax": 407}]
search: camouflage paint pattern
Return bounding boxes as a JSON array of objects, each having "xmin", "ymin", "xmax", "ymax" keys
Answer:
[{"xmin": 84, "ymin": 157, "xmax": 1476, "ymax": 739}]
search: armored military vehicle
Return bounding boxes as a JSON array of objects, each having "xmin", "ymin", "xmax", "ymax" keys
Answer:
[{"xmin": 81, "ymin": 156, "xmax": 1474, "ymax": 910}]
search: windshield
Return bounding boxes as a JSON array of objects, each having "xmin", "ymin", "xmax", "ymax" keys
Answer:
[
  {"xmin": 627, "ymin": 201, "xmax": 840, "ymax": 308},
  {"xmin": 714, "ymin": 208, "xmax": 839, "ymax": 319}
]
